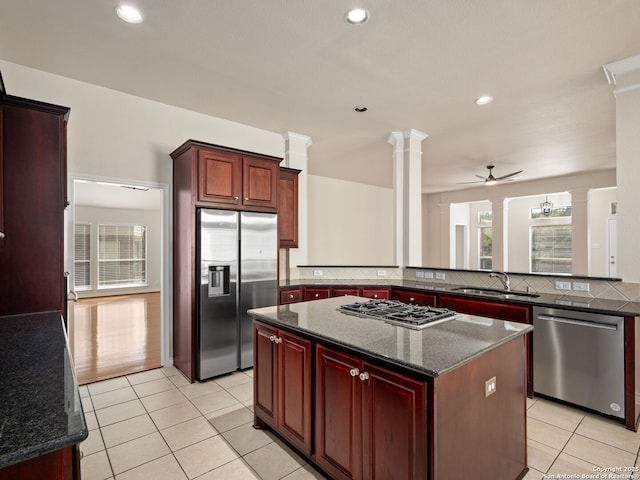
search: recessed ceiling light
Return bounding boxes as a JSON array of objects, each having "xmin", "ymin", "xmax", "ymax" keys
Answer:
[
  {"xmin": 116, "ymin": 5, "xmax": 144, "ymax": 24},
  {"xmin": 475, "ymin": 95, "xmax": 494, "ymax": 105},
  {"xmin": 345, "ymin": 8, "xmax": 369, "ymax": 25},
  {"xmin": 354, "ymin": 105, "xmax": 368, "ymax": 112}
]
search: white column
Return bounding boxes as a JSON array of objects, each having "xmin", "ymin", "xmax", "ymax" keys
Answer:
[
  {"xmin": 281, "ymin": 132, "xmax": 312, "ymax": 277},
  {"xmin": 569, "ymin": 188, "xmax": 589, "ymax": 276},
  {"xmin": 388, "ymin": 129, "xmax": 428, "ymax": 267},
  {"xmin": 489, "ymin": 197, "xmax": 508, "ymax": 271},
  {"xmin": 604, "ymin": 54, "xmax": 640, "ymax": 282}
]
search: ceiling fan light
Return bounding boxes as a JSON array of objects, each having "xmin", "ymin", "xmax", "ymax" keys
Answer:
[{"xmin": 485, "ymin": 178, "xmax": 497, "ymax": 186}]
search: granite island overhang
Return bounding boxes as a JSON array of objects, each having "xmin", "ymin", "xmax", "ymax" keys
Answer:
[{"xmin": 249, "ymin": 296, "xmax": 532, "ymax": 480}]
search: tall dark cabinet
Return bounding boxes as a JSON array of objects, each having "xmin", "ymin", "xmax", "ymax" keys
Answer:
[{"xmin": 0, "ymin": 89, "xmax": 70, "ymax": 316}]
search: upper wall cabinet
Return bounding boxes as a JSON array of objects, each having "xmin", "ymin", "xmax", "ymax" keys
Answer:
[
  {"xmin": 278, "ymin": 167, "xmax": 300, "ymax": 248},
  {"xmin": 176, "ymin": 141, "xmax": 280, "ymax": 212}
]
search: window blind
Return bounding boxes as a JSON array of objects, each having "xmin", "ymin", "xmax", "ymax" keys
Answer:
[
  {"xmin": 98, "ymin": 224, "xmax": 147, "ymax": 287},
  {"xmin": 73, "ymin": 223, "xmax": 91, "ymax": 290}
]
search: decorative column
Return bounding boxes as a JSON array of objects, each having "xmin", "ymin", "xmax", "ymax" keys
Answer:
[
  {"xmin": 388, "ymin": 129, "xmax": 428, "ymax": 267},
  {"xmin": 569, "ymin": 188, "xmax": 589, "ymax": 276},
  {"xmin": 489, "ymin": 197, "xmax": 508, "ymax": 271},
  {"xmin": 282, "ymin": 132, "xmax": 312, "ymax": 279},
  {"xmin": 604, "ymin": 54, "xmax": 640, "ymax": 282}
]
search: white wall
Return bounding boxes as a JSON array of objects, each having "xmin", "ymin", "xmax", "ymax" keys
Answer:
[
  {"xmin": 0, "ymin": 60, "xmax": 285, "ymax": 184},
  {"xmin": 75, "ymin": 206, "xmax": 161, "ymax": 297},
  {"xmin": 307, "ymin": 175, "xmax": 394, "ymax": 265}
]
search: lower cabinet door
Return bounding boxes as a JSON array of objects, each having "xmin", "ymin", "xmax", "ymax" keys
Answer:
[
  {"xmin": 254, "ymin": 322, "xmax": 278, "ymax": 428},
  {"xmin": 315, "ymin": 345, "xmax": 363, "ymax": 480},
  {"xmin": 361, "ymin": 362, "xmax": 427, "ymax": 480},
  {"xmin": 278, "ymin": 330, "xmax": 312, "ymax": 454}
]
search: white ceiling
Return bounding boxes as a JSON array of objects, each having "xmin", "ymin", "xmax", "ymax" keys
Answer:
[{"xmin": 1, "ymin": 1, "xmax": 639, "ymax": 193}]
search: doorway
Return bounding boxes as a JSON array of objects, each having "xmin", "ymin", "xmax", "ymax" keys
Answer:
[{"xmin": 65, "ymin": 175, "xmax": 171, "ymax": 384}]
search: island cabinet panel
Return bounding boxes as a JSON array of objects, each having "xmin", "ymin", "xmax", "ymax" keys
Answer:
[
  {"xmin": 253, "ymin": 321, "xmax": 312, "ymax": 454},
  {"xmin": 390, "ymin": 289, "xmax": 436, "ymax": 306},
  {"xmin": 315, "ymin": 344, "xmax": 427, "ymax": 480},
  {"xmin": 431, "ymin": 337, "xmax": 527, "ymax": 480},
  {"xmin": 437, "ymin": 294, "xmax": 534, "ymax": 397}
]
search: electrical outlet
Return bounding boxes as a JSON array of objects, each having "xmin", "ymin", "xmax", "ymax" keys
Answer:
[
  {"xmin": 555, "ymin": 281, "xmax": 571, "ymax": 291},
  {"xmin": 313, "ymin": 270, "xmax": 323, "ymax": 277},
  {"xmin": 415, "ymin": 271, "xmax": 425, "ymax": 279},
  {"xmin": 572, "ymin": 282, "xmax": 589, "ymax": 292},
  {"xmin": 377, "ymin": 270, "xmax": 387, "ymax": 277},
  {"xmin": 435, "ymin": 272, "xmax": 446, "ymax": 280},
  {"xmin": 485, "ymin": 376, "xmax": 497, "ymax": 397},
  {"xmin": 424, "ymin": 272, "xmax": 434, "ymax": 279}
]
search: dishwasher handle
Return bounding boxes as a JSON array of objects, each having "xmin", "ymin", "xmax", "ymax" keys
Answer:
[{"xmin": 536, "ymin": 314, "xmax": 618, "ymax": 331}]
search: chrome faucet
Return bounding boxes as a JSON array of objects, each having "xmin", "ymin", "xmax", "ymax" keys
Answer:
[{"xmin": 489, "ymin": 272, "xmax": 510, "ymax": 291}]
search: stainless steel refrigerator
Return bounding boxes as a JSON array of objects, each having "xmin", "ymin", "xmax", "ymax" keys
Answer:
[{"xmin": 196, "ymin": 208, "xmax": 278, "ymax": 381}]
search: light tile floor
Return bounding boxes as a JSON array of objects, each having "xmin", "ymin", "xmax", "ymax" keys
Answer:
[{"xmin": 79, "ymin": 366, "xmax": 640, "ymax": 479}]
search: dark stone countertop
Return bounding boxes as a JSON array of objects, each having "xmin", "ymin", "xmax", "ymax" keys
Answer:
[
  {"xmin": 249, "ymin": 296, "xmax": 533, "ymax": 378},
  {"xmin": 0, "ymin": 311, "xmax": 88, "ymax": 469},
  {"xmin": 279, "ymin": 279, "xmax": 640, "ymax": 317}
]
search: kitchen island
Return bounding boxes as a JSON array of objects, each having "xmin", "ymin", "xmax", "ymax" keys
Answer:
[
  {"xmin": 0, "ymin": 312, "xmax": 88, "ymax": 480},
  {"xmin": 249, "ymin": 296, "xmax": 532, "ymax": 480}
]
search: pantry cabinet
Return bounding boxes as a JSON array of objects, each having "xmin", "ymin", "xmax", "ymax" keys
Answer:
[
  {"xmin": 0, "ymin": 92, "xmax": 69, "ymax": 316},
  {"xmin": 315, "ymin": 344, "xmax": 427, "ymax": 480},
  {"xmin": 253, "ymin": 321, "xmax": 312, "ymax": 454}
]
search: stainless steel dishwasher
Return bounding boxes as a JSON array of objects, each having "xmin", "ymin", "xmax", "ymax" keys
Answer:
[{"xmin": 533, "ymin": 306, "xmax": 625, "ymax": 419}]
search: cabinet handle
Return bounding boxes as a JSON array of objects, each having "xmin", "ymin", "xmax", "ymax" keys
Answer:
[
  {"xmin": 314, "ymin": 293, "xmax": 319, "ymax": 298},
  {"xmin": 350, "ymin": 368, "xmax": 360, "ymax": 377},
  {"xmin": 289, "ymin": 294, "xmax": 294, "ymax": 298},
  {"xmin": 269, "ymin": 335, "xmax": 276, "ymax": 342},
  {"xmin": 0, "ymin": 232, "xmax": 4, "ymax": 239},
  {"xmin": 244, "ymin": 197, "xmax": 249, "ymax": 201},
  {"xmin": 410, "ymin": 297, "xmax": 415, "ymax": 302},
  {"xmin": 359, "ymin": 372, "xmax": 370, "ymax": 381},
  {"xmin": 274, "ymin": 337, "xmax": 282, "ymax": 344}
]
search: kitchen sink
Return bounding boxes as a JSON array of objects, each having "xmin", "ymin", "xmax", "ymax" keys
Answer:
[{"xmin": 451, "ymin": 287, "xmax": 539, "ymax": 299}]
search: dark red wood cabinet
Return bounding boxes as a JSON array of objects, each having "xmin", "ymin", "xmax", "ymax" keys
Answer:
[
  {"xmin": 390, "ymin": 289, "xmax": 436, "ymax": 306},
  {"xmin": 315, "ymin": 344, "xmax": 427, "ymax": 480},
  {"xmin": 0, "ymin": 446, "xmax": 80, "ymax": 480},
  {"xmin": 303, "ymin": 287, "xmax": 331, "ymax": 301},
  {"xmin": 0, "ymin": 94, "xmax": 69, "ymax": 317},
  {"xmin": 331, "ymin": 287, "xmax": 360, "ymax": 297},
  {"xmin": 280, "ymin": 287, "xmax": 303, "ymax": 304},
  {"xmin": 359, "ymin": 288, "xmax": 390, "ymax": 300},
  {"xmin": 254, "ymin": 321, "xmax": 312, "ymax": 454},
  {"xmin": 278, "ymin": 167, "xmax": 300, "ymax": 248}
]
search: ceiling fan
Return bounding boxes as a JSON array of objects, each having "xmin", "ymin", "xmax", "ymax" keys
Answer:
[{"xmin": 457, "ymin": 165, "xmax": 523, "ymax": 186}]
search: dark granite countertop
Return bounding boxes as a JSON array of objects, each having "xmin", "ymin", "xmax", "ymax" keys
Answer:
[
  {"xmin": 249, "ymin": 296, "xmax": 532, "ymax": 378},
  {"xmin": 0, "ymin": 311, "xmax": 88, "ymax": 469},
  {"xmin": 279, "ymin": 279, "xmax": 640, "ymax": 317}
]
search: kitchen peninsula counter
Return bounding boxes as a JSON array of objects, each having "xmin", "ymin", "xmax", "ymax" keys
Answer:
[
  {"xmin": 0, "ymin": 311, "xmax": 87, "ymax": 478},
  {"xmin": 250, "ymin": 296, "xmax": 531, "ymax": 480}
]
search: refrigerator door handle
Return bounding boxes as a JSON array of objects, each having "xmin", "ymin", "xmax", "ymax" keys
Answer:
[{"xmin": 208, "ymin": 265, "xmax": 230, "ymax": 297}]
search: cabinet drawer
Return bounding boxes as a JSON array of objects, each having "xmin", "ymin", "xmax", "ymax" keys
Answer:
[
  {"xmin": 280, "ymin": 288, "xmax": 303, "ymax": 304},
  {"xmin": 304, "ymin": 288, "xmax": 331, "ymax": 301},
  {"xmin": 391, "ymin": 289, "xmax": 436, "ymax": 306},
  {"xmin": 360, "ymin": 288, "xmax": 390, "ymax": 300},
  {"xmin": 331, "ymin": 288, "xmax": 360, "ymax": 297}
]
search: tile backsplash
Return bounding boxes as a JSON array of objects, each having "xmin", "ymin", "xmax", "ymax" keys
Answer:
[{"xmin": 288, "ymin": 266, "xmax": 640, "ymax": 303}]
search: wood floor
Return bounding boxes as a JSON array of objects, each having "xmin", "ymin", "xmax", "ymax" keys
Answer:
[{"xmin": 69, "ymin": 292, "xmax": 162, "ymax": 385}]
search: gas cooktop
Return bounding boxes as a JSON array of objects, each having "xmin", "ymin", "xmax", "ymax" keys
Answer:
[{"xmin": 338, "ymin": 299, "xmax": 457, "ymax": 330}]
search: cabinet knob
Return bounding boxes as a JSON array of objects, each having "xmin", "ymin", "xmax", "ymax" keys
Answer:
[
  {"xmin": 274, "ymin": 337, "xmax": 282, "ymax": 344},
  {"xmin": 289, "ymin": 294, "xmax": 294, "ymax": 299},
  {"xmin": 373, "ymin": 294, "xmax": 378, "ymax": 299},
  {"xmin": 359, "ymin": 372, "xmax": 370, "ymax": 381},
  {"xmin": 269, "ymin": 335, "xmax": 276, "ymax": 342},
  {"xmin": 244, "ymin": 197, "xmax": 249, "ymax": 201},
  {"xmin": 0, "ymin": 232, "xmax": 4, "ymax": 239},
  {"xmin": 315, "ymin": 293, "xmax": 319, "ymax": 298},
  {"xmin": 410, "ymin": 297, "xmax": 415, "ymax": 302},
  {"xmin": 350, "ymin": 368, "xmax": 360, "ymax": 377}
]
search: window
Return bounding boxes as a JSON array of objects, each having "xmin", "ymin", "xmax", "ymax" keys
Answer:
[
  {"xmin": 98, "ymin": 224, "xmax": 147, "ymax": 288},
  {"xmin": 478, "ymin": 210, "xmax": 492, "ymax": 270},
  {"xmin": 74, "ymin": 223, "xmax": 91, "ymax": 290},
  {"xmin": 530, "ymin": 205, "xmax": 572, "ymax": 274}
]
